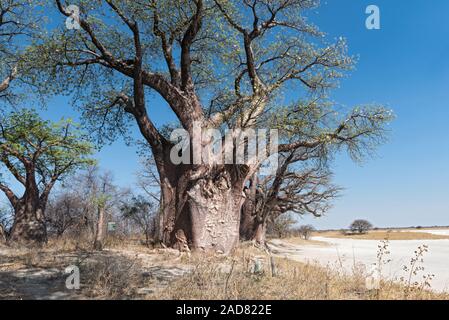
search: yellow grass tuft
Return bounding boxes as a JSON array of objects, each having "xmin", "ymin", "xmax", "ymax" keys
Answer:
[{"xmin": 152, "ymin": 246, "xmax": 449, "ymax": 300}]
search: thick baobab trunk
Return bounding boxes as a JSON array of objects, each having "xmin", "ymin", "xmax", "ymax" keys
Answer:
[
  {"xmin": 240, "ymin": 198, "xmax": 259, "ymax": 241},
  {"xmin": 186, "ymin": 172, "xmax": 245, "ymax": 254},
  {"xmin": 93, "ymin": 205, "xmax": 106, "ymax": 251},
  {"xmin": 134, "ymin": 95, "xmax": 249, "ymax": 253},
  {"xmin": 157, "ymin": 163, "xmax": 247, "ymax": 254},
  {"xmin": 9, "ymin": 201, "xmax": 47, "ymax": 245},
  {"xmin": 147, "ymin": 139, "xmax": 180, "ymax": 247},
  {"xmin": 8, "ymin": 168, "xmax": 49, "ymax": 245}
]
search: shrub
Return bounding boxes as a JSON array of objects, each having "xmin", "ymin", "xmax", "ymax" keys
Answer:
[
  {"xmin": 349, "ymin": 219, "xmax": 373, "ymax": 234},
  {"xmin": 296, "ymin": 225, "xmax": 316, "ymax": 240}
]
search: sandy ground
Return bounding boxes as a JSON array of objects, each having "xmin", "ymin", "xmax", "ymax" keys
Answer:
[
  {"xmin": 0, "ymin": 246, "xmax": 192, "ymax": 300},
  {"xmin": 410, "ymin": 229, "xmax": 449, "ymax": 236},
  {"xmin": 269, "ymin": 229, "xmax": 449, "ymax": 293},
  {"xmin": 2, "ymin": 229, "xmax": 449, "ymax": 298}
]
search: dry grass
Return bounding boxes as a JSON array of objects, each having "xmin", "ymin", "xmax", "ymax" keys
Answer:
[
  {"xmin": 2, "ymin": 237, "xmax": 449, "ymax": 300},
  {"xmin": 150, "ymin": 244, "xmax": 449, "ymax": 300},
  {"xmin": 79, "ymin": 255, "xmax": 142, "ymax": 299},
  {"xmin": 317, "ymin": 230, "xmax": 449, "ymax": 240},
  {"xmin": 0, "ymin": 237, "xmax": 188, "ymax": 300}
]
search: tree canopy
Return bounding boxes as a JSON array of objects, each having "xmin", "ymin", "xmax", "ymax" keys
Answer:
[
  {"xmin": 10, "ymin": 0, "xmax": 394, "ymax": 251},
  {"xmin": 0, "ymin": 109, "xmax": 95, "ymax": 207},
  {"xmin": 0, "ymin": 0, "xmax": 42, "ymax": 107}
]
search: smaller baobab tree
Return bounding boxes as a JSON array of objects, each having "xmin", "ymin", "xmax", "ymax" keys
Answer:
[
  {"xmin": 350, "ymin": 219, "xmax": 373, "ymax": 234},
  {"xmin": 0, "ymin": 109, "xmax": 94, "ymax": 245},
  {"xmin": 240, "ymin": 96, "xmax": 392, "ymax": 245},
  {"xmin": 241, "ymin": 149, "xmax": 340, "ymax": 244},
  {"xmin": 92, "ymin": 187, "xmax": 110, "ymax": 251}
]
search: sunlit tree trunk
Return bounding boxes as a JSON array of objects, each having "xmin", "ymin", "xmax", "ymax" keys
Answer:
[
  {"xmin": 93, "ymin": 204, "xmax": 106, "ymax": 250},
  {"xmin": 157, "ymin": 161, "xmax": 247, "ymax": 254},
  {"xmin": 186, "ymin": 169, "xmax": 245, "ymax": 253}
]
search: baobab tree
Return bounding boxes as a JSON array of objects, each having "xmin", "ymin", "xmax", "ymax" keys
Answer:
[
  {"xmin": 240, "ymin": 93, "xmax": 390, "ymax": 244},
  {"xmin": 0, "ymin": 109, "xmax": 94, "ymax": 244},
  {"xmin": 240, "ymin": 149, "xmax": 340, "ymax": 244},
  {"xmin": 29, "ymin": 0, "xmax": 393, "ymax": 253}
]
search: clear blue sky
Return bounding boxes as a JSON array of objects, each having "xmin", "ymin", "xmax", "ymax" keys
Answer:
[
  {"xmin": 3, "ymin": 1, "xmax": 449, "ymax": 230},
  {"xmin": 300, "ymin": 0, "xmax": 449, "ymax": 229}
]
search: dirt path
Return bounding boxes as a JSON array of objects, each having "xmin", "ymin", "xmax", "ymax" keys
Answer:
[
  {"xmin": 0, "ymin": 266, "xmax": 79, "ymax": 299},
  {"xmin": 0, "ymin": 247, "xmax": 80, "ymax": 299},
  {"xmin": 0, "ymin": 246, "xmax": 192, "ymax": 300}
]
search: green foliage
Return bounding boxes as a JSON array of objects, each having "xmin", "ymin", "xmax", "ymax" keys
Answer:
[
  {"xmin": 271, "ymin": 100, "xmax": 395, "ymax": 162},
  {"xmin": 0, "ymin": 0, "xmax": 46, "ymax": 107},
  {"xmin": 19, "ymin": 1, "xmax": 393, "ymax": 165},
  {"xmin": 21, "ymin": 1, "xmax": 352, "ymax": 137},
  {"xmin": 0, "ymin": 109, "xmax": 95, "ymax": 189}
]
